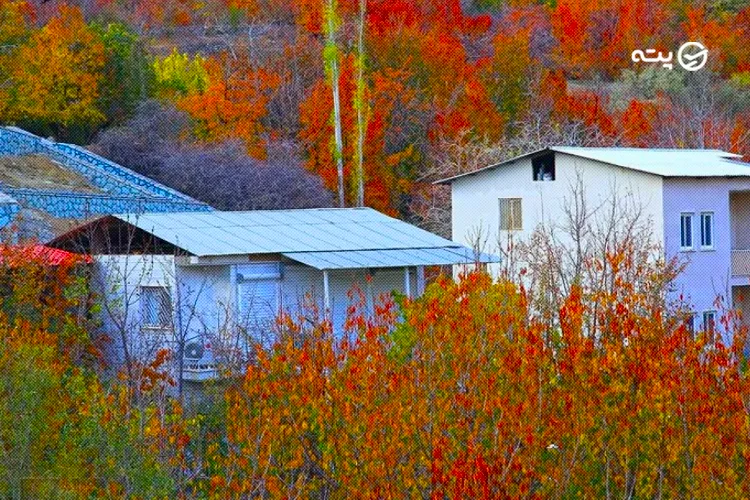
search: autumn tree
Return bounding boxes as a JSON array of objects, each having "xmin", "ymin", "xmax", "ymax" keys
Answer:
[
  {"xmin": 0, "ymin": 0, "xmax": 32, "ymax": 120},
  {"xmin": 6, "ymin": 5, "xmax": 106, "ymax": 141},
  {"xmin": 176, "ymin": 50, "xmax": 281, "ymax": 158}
]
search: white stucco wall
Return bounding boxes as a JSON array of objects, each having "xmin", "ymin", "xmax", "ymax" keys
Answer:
[
  {"xmin": 450, "ymin": 153, "xmax": 665, "ymax": 275},
  {"xmin": 94, "ymin": 255, "xmax": 420, "ymax": 365},
  {"xmin": 93, "ymin": 254, "xmax": 176, "ymax": 365}
]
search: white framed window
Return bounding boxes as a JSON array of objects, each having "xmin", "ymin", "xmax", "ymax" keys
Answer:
[
  {"xmin": 236, "ymin": 263, "xmax": 282, "ymax": 336},
  {"xmin": 499, "ymin": 198, "xmax": 523, "ymax": 231},
  {"xmin": 140, "ymin": 286, "xmax": 172, "ymax": 329},
  {"xmin": 680, "ymin": 213, "xmax": 694, "ymax": 250},
  {"xmin": 685, "ymin": 312, "xmax": 697, "ymax": 335},
  {"xmin": 703, "ymin": 310, "xmax": 717, "ymax": 332},
  {"xmin": 700, "ymin": 212, "xmax": 714, "ymax": 249}
]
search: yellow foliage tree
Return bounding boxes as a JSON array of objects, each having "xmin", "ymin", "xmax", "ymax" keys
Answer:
[
  {"xmin": 153, "ymin": 48, "xmax": 209, "ymax": 99},
  {"xmin": 8, "ymin": 5, "xmax": 106, "ymax": 137}
]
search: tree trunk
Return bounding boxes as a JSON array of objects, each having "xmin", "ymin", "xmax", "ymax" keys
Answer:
[
  {"xmin": 353, "ymin": 0, "xmax": 368, "ymax": 207},
  {"xmin": 324, "ymin": 0, "xmax": 346, "ymax": 207}
]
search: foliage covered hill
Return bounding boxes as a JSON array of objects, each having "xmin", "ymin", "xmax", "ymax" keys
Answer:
[
  {"xmin": 0, "ymin": 0, "xmax": 748, "ymax": 221},
  {"xmin": 3, "ymin": 235, "xmax": 750, "ymax": 497}
]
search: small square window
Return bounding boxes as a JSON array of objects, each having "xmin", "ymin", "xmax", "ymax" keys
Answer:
[
  {"xmin": 700, "ymin": 212, "xmax": 714, "ymax": 249},
  {"xmin": 680, "ymin": 213, "xmax": 694, "ymax": 250},
  {"xmin": 141, "ymin": 286, "xmax": 172, "ymax": 329},
  {"xmin": 703, "ymin": 310, "xmax": 716, "ymax": 332},
  {"xmin": 532, "ymin": 153, "xmax": 555, "ymax": 181},
  {"xmin": 499, "ymin": 198, "xmax": 523, "ymax": 231}
]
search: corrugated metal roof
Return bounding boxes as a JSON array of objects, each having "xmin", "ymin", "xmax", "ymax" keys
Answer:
[
  {"xmin": 110, "ymin": 208, "xmax": 496, "ymax": 268},
  {"xmin": 436, "ymin": 147, "xmax": 748, "ymax": 184},
  {"xmin": 283, "ymin": 247, "xmax": 499, "ymax": 270}
]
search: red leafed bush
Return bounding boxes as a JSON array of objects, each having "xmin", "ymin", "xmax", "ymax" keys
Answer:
[{"xmin": 211, "ymin": 250, "xmax": 750, "ymax": 498}]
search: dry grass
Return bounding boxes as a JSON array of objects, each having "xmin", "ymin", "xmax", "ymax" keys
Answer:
[{"xmin": 0, "ymin": 155, "xmax": 101, "ymax": 193}]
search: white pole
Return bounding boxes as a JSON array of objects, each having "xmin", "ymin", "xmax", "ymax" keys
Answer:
[
  {"xmin": 323, "ymin": 270, "xmax": 331, "ymax": 318},
  {"xmin": 404, "ymin": 267, "xmax": 411, "ymax": 298}
]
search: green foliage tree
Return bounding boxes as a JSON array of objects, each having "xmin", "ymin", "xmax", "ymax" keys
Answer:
[
  {"xmin": 153, "ymin": 49, "xmax": 210, "ymax": 98},
  {"xmin": 95, "ymin": 22, "xmax": 155, "ymax": 125}
]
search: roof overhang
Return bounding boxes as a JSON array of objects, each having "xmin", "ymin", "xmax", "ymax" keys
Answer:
[
  {"xmin": 281, "ymin": 247, "xmax": 499, "ymax": 270},
  {"xmin": 434, "ymin": 148, "xmax": 549, "ymax": 185},
  {"xmin": 434, "ymin": 147, "xmax": 748, "ymax": 184}
]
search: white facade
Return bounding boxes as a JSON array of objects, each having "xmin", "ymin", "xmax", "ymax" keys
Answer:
[
  {"xmin": 445, "ymin": 147, "xmax": 750, "ymax": 338},
  {"xmin": 94, "ymin": 254, "xmax": 423, "ymax": 380},
  {"xmin": 449, "ymin": 152, "xmax": 664, "ymax": 275}
]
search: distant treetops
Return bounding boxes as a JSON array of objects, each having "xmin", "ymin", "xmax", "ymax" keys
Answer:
[{"xmin": 0, "ymin": 0, "xmax": 748, "ymax": 216}]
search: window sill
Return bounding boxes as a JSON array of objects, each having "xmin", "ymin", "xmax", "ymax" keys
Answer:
[
  {"xmin": 679, "ymin": 247, "xmax": 695, "ymax": 253},
  {"xmin": 141, "ymin": 326, "xmax": 172, "ymax": 333},
  {"xmin": 700, "ymin": 246, "xmax": 716, "ymax": 252}
]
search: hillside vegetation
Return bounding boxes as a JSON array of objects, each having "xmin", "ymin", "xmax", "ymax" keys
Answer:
[{"xmin": 0, "ymin": 0, "xmax": 748, "ymax": 225}]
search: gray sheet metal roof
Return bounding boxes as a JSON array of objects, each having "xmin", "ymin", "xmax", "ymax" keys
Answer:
[
  {"xmin": 436, "ymin": 147, "xmax": 748, "ymax": 184},
  {"xmin": 112, "ymin": 208, "xmax": 497, "ymax": 268},
  {"xmin": 283, "ymin": 247, "xmax": 499, "ymax": 270}
]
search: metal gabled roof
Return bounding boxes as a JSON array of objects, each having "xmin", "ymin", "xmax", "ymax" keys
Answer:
[
  {"xmin": 436, "ymin": 146, "xmax": 748, "ymax": 184},
  {"xmin": 110, "ymin": 209, "xmax": 488, "ymax": 264}
]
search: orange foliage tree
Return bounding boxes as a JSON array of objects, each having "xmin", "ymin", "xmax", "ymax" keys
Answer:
[
  {"xmin": 205, "ymin": 244, "xmax": 750, "ymax": 498},
  {"xmin": 0, "ymin": 246, "xmax": 191, "ymax": 498},
  {"xmin": 5, "ymin": 5, "xmax": 106, "ymax": 137},
  {"xmin": 178, "ymin": 53, "xmax": 281, "ymax": 159}
]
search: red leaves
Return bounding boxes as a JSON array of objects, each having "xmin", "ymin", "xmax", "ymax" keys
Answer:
[
  {"xmin": 212, "ymin": 244, "xmax": 750, "ymax": 497},
  {"xmin": 621, "ymin": 100, "xmax": 658, "ymax": 147}
]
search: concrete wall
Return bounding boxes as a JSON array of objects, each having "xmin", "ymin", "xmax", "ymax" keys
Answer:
[
  {"xmin": 93, "ymin": 254, "xmax": 177, "ymax": 366},
  {"xmin": 663, "ymin": 177, "xmax": 750, "ymax": 323}
]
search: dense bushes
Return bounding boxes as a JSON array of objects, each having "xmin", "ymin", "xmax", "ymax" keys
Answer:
[
  {"xmin": 211, "ymin": 270, "xmax": 750, "ymax": 498},
  {"xmin": 90, "ymin": 101, "xmax": 333, "ymax": 210},
  {"xmin": 1, "ymin": 244, "xmax": 750, "ymax": 498}
]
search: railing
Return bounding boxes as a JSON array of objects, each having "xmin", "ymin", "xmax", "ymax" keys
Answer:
[
  {"xmin": 731, "ymin": 250, "xmax": 750, "ymax": 276},
  {"xmin": 182, "ymin": 362, "xmax": 219, "ymax": 382}
]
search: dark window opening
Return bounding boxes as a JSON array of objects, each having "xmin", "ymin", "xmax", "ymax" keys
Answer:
[{"xmin": 532, "ymin": 153, "xmax": 556, "ymax": 181}]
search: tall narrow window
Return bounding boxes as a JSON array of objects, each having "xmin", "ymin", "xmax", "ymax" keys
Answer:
[
  {"xmin": 703, "ymin": 310, "xmax": 717, "ymax": 333},
  {"xmin": 140, "ymin": 286, "xmax": 172, "ymax": 329},
  {"xmin": 700, "ymin": 212, "xmax": 714, "ymax": 249},
  {"xmin": 499, "ymin": 198, "xmax": 523, "ymax": 231},
  {"xmin": 680, "ymin": 213, "xmax": 694, "ymax": 250},
  {"xmin": 686, "ymin": 312, "xmax": 697, "ymax": 335}
]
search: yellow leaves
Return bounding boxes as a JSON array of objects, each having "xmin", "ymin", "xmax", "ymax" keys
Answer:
[
  {"xmin": 153, "ymin": 48, "xmax": 209, "ymax": 98},
  {"xmin": 8, "ymin": 5, "xmax": 106, "ymax": 128}
]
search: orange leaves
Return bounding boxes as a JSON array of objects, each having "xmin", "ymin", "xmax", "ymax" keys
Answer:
[
  {"xmin": 212, "ymin": 250, "xmax": 750, "ymax": 498},
  {"xmin": 621, "ymin": 100, "xmax": 658, "ymax": 147},
  {"xmin": 178, "ymin": 55, "xmax": 281, "ymax": 158},
  {"xmin": 7, "ymin": 5, "xmax": 106, "ymax": 131},
  {"xmin": 300, "ymin": 57, "xmax": 421, "ymax": 213}
]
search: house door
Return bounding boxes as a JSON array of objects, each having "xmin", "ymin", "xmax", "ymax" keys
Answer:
[{"xmin": 236, "ymin": 263, "xmax": 282, "ymax": 343}]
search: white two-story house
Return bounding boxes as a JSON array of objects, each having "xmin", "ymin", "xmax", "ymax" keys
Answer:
[{"xmin": 438, "ymin": 147, "xmax": 750, "ymax": 332}]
